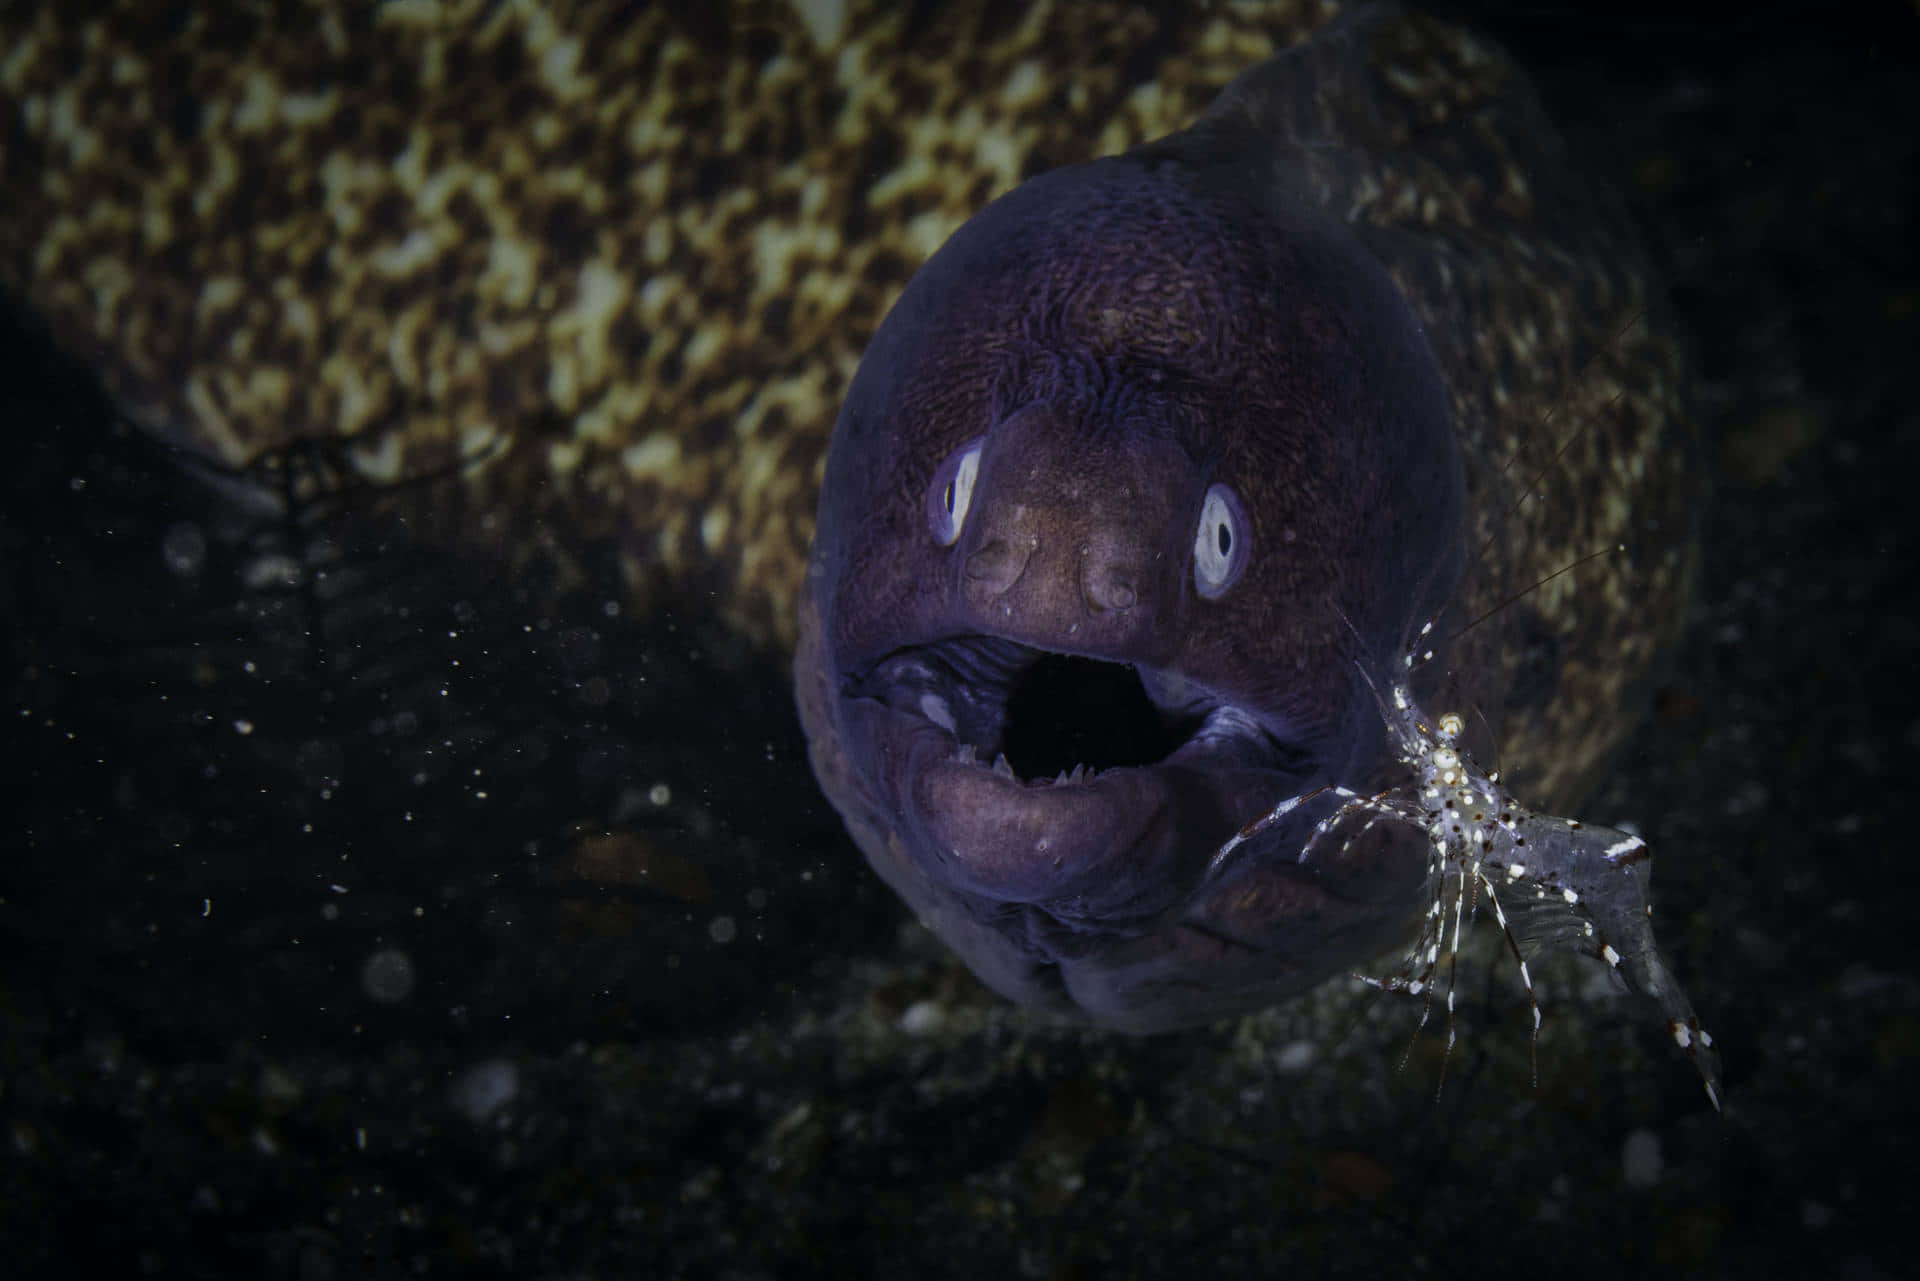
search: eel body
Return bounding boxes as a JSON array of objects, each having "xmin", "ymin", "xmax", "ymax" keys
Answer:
[{"xmin": 0, "ymin": 2, "xmax": 1698, "ymax": 1031}]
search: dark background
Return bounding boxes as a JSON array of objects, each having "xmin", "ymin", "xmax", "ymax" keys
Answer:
[{"xmin": 4, "ymin": 3, "xmax": 1917, "ymax": 1277}]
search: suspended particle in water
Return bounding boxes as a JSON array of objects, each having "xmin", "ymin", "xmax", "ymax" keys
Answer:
[
  {"xmin": 1621, "ymin": 1127, "xmax": 1664, "ymax": 1188},
  {"xmin": 161, "ymin": 522, "xmax": 207, "ymax": 576},
  {"xmin": 361, "ymin": 948, "xmax": 416, "ymax": 1004},
  {"xmin": 449, "ymin": 1058, "xmax": 521, "ymax": 1124}
]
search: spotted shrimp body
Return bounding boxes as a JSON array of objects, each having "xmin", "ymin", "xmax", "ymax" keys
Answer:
[{"xmin": 1212, "ymin": 619, "xmax": 1724, "ymax": 1111}]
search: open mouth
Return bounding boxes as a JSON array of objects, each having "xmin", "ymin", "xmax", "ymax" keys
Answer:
[
  {"xmin": 837, "ymin": 633, "xmax": 1328, "ymax": 926},
  {"xmin": 850, "ymin": 635, "xmax": 1302, "ymax": 788}
]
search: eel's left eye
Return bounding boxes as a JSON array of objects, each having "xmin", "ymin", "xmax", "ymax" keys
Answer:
[
  {"xmin": 1193, "ymin": 483, "xmax": 1249, "ymax": 599},
  {"xmin": 926, "ymin": 437, "xmax": 984, "ymax": 547}
]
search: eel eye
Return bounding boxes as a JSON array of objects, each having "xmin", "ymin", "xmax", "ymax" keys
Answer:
[
  {"xmin": 1193, "ymin": 483, "xmax": 1249, "ymax": 599},
  {"xmin": 926, "ymin": 437, "xmax": 984, "ymax": 547}
]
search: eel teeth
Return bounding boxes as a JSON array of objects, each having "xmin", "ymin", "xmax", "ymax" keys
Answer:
[
  {"xmin": 955, "ymin": 742, "xmax": 977, "ymax": 764},
  {"xmin": 992, "ymin": 753, "xmax": 1015, "ymax": 779}
]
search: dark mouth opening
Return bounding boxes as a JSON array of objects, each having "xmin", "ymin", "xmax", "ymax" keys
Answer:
[
  {"xmin": 852, "ymin": 635, "xmax": 1291, "ymax": 786},
  {"xmin": 1003, "ymin": 654, "xmax": 1203, "ymax": 777}
]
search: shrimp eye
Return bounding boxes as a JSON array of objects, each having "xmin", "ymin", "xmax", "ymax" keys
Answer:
[
  {"xmin": 1193, "ymin": 483, "xmax": 1250, "ymax": 598},
  {"xmin": 926, "ymin": 437, "xmax": 984, "ymax": 547}
]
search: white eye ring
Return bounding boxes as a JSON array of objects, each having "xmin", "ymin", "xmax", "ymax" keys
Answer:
[
  {"xmin": 1193, "ymin": 483, "xmax": 1249, "ymax": 598},
  {"xmin": 926, "ymin": 438, "xmax": 984, "ymax": 547}
]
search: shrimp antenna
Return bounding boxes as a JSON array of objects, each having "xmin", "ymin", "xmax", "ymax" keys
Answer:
[{"xmin": 1447, "ymin": 542, "xmax": 1625, "ymax": 645}]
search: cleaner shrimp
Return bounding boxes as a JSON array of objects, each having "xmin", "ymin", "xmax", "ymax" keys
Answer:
[{"xmin": 1212, "ymin": 615, "xmax": 1723, "ymax": 1111}]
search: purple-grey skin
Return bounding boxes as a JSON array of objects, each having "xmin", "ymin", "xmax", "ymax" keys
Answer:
[{"xmin": 794, "ymin": 10, "xmax": 1689, "ymax": 1033}]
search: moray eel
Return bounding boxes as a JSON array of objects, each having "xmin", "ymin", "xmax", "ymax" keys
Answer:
[
  {"xmin": 0, "ymin": 3, "xmax": 1697, "ymax": 1030},
  {"xmin": 793, "ymin": 9, "xmax": 1698, "ymax": 1030}
]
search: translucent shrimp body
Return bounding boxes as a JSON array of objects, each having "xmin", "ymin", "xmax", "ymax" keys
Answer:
[{"xmin": 1214, "ymin": 620, "xmax": 1724, "ymax": 1111}]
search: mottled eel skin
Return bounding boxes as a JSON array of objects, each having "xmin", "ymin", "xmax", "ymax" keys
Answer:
[{"xmin": 1, "ymin": 3, "xmax": 1696, "ymax": 1030}]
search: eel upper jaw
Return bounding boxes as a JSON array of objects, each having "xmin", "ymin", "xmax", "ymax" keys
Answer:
[{"xmin": 840, "ymin": 633, "xmax": 1321, "ymax": 924}]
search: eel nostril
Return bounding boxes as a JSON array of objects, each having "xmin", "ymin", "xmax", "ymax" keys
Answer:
[
  {"xmin": 1088, "ymin": 568, "xmax": 1138, "ymax": 612},
  {"xmin": 963, "ymin": 538, "xmax": 1030, "ymax": 593}
]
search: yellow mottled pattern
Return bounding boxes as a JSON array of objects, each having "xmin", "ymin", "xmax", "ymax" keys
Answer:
[
  {"xmin": 1299, "ymin": 15, "xmax": 1697, "ymax": 806},
  {"xmin": 0, "ymin": 1, "xmax": 1693, "ymax": 810},
  {"xmin": 0, "ymin": 0, "xmax": 1335, "ymax": 645}
]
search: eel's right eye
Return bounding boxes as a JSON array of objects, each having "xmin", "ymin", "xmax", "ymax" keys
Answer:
[{"xmin": 926, "ymin": 438, "xmax": 984, "ymax": 547}]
